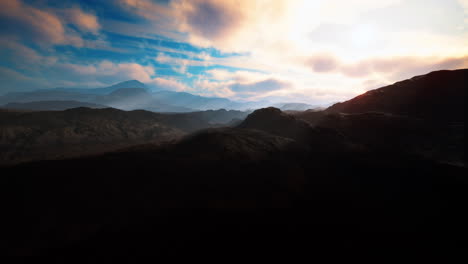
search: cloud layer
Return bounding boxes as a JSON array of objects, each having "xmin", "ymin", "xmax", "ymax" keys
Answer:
[{"xmin": 0, "ymin": 0, "xmax": 467, "ymax": 104}]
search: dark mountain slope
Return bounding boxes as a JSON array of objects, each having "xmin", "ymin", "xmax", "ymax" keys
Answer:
[
  {"xmin": 327, "ymin": 69, "xmax": 467, "ymax": 121},
  {"xmin": 238, "ymin": 107, "xmax": 349, "ymax": 153},
  {"xmin": 290, "ymin": 69, "xmax": 467, "ymax": 166}
]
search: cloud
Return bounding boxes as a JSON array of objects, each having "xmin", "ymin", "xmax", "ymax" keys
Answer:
[
  {"xmin": 148, "ymin": 77, "xmax": 188, "ymax": 92},
  {"xmin": 0, "ymin": 67, "xmax": 47, "ymax": 93},
  {"xmin": 306, "ymin": 54, "xmax": 340, "ymax": 73},
  {"xmin": 191, "ymin": 79, "xmax": 233, "ymax": 98},
  {"xmin": 66, "ymin": 8, "xmax": 101, "ymax": 33},
  {"xmin": 304, "ymin": 54, "xmax": 468, "ymax": 80},
  {"xmin": 0, "ymin": 0, "xmax": 101, "ymax": 47},
  {"xmin": 341, "ymin": 56, "xmax": 468, "ymax": 80},
  {"xmin": 119, "ymin": 0, "xmax": 172, "ymax": 22},
  {"xmin": 0, "ymin": 38, "xmax": 58, "ymax": 69},
  {"xmin": 23, "ymin": 60, "xmax": 157, "ymax": 90},
  {"xmin": 0, "ymin": 0, "xmax": 74, "ymax": 46},
  {"xmin": 1, "ymin": 0, "xmax": 467, "ymax": 104},
  {"xmin": 173, "ymin": 0, "xmax": 245, "ymax": 42},
  {"xmin": 169, "ymin": 0, "xmax": 295, "ymax": 51},
  {"xmin": 196, "ymin": 68, "xmax": 292, "ymax": 100},
  {"xmin": 155, "ymin": 53, "xmax": 210, "ymax": 74},
  {"xmin": 457, "ymin": 0, "xmax": 468, "ymax": 25},
  {"xmin": 229, "ymin": 79, "xmax": 289, "ymax": 93}
]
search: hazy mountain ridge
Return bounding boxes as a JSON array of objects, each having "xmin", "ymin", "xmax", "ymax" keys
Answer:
[
  {"xmin": 0, "ymin": 80, "xmax": 319, "ymax": 112},
  {"xmin": 51, "ymin": 80, "xmax": 148, "ymax": 95},
  {"xmin": 0, "ymin": 80, "xmax": 259, "ymax": 112}
]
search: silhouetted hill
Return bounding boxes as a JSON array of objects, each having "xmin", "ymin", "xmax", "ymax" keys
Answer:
[
  {"xmin": 238, "ymin": 107, "xmax": 348, "ymax": 153},
  {"xmin": 327, "ymin": 69, "xmax": 467, "ymax": 121},
  {"xmin": 239, "ymin": 107, "xmax": 311, "ymax": 139},
  {"xmin": 165, "ymin": 128, "xmax": 302, "ymax": 160},
  {"xmin": 2, "ymin": 100, "xmax": 108, "ymax": 111}
]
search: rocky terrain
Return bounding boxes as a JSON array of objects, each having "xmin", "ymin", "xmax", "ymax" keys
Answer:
[
  {"xmin": 0, "ymin": 107, "xmax": 247, "ymax": 165},
  {"xmin": 0, "ymin": 69, "xmax": 466, "ymax": 258}
]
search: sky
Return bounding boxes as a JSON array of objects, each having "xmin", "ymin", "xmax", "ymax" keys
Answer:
[{"xmin": 0, "ymin": 0, "xmax": 467, "ymax": 105}]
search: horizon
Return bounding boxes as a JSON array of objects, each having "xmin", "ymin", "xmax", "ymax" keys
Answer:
[{"xmin": 1, "ymin": 0, "xmax": 467, "ymax": 105}]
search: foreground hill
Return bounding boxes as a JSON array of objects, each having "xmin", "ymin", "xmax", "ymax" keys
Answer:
[{"xmin": 290, "ymin": 69, "xmax": 467, "ymax": 166}]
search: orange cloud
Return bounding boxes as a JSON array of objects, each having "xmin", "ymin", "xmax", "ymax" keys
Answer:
[
  {"xmin": 67, "ymin": 8, "xmax": 100, "ymax": 33},
  {"xmin": 0, "ymin": 0, "xmax": 101, "ymax": 47}
]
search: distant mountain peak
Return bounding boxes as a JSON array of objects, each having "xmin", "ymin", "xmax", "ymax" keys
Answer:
[{"xmin": 109, "ymin": 80, "xmax": 146, "ymax": 89}]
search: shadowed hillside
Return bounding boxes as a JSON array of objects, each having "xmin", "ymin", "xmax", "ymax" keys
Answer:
[{"xmin": 327, "ymin": 69, "xmax": 467, "ymax": 121}]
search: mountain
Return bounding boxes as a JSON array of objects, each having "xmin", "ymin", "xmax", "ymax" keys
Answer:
[
  {"xmin": 0, "ymin": 107, "xmax": 250, "ymax": 165},
  {"xmin": 94, "ymin": 88, "xmax": 194, "ymax": 112},
  {"xmin": 290, "ymin": 69, "xmax": 467, "ymax": 166},
  {"xmin": 2, "ymin": 100, "xmax": 108, "ymax": 111},
  {"xmin": 0, "ymin": 81, "xmax": 254, "ymax": 112},
  {"xmin": 273, "ymin": 102, "xmax": 318, "ymax": 111},
  {"xmin": 327, "ymin": 69, "xmax": 467, "ymax": 121},
  {"xmin": 0, "ymin": 79, "xmax": 304, "ymax": 112},
  {"xmin": 186, "ymin": 109, "xmax": 249, "ymax": 124},
  {"xmin": 151, "ymin": 90, "xmax": 237, "ymax": 110},
  {"xmin": 1, "ymin": 70, "xmax": 467, "ymax": 258},
  {"xmin": 54, "ymin": 80, "xmax": 147, "ymax": 95},
  {"xmin": 0, "ymin": 107, "xmax": 185, "ymax": 165}
]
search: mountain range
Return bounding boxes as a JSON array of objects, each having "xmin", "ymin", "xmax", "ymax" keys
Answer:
[
  {"xmin": 0, "ymin": 80, "xmax": 315, "ymax": 112},
  {"xmin": 1, "ymin": 69, "xmax": 467, "ymax": 258}
]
